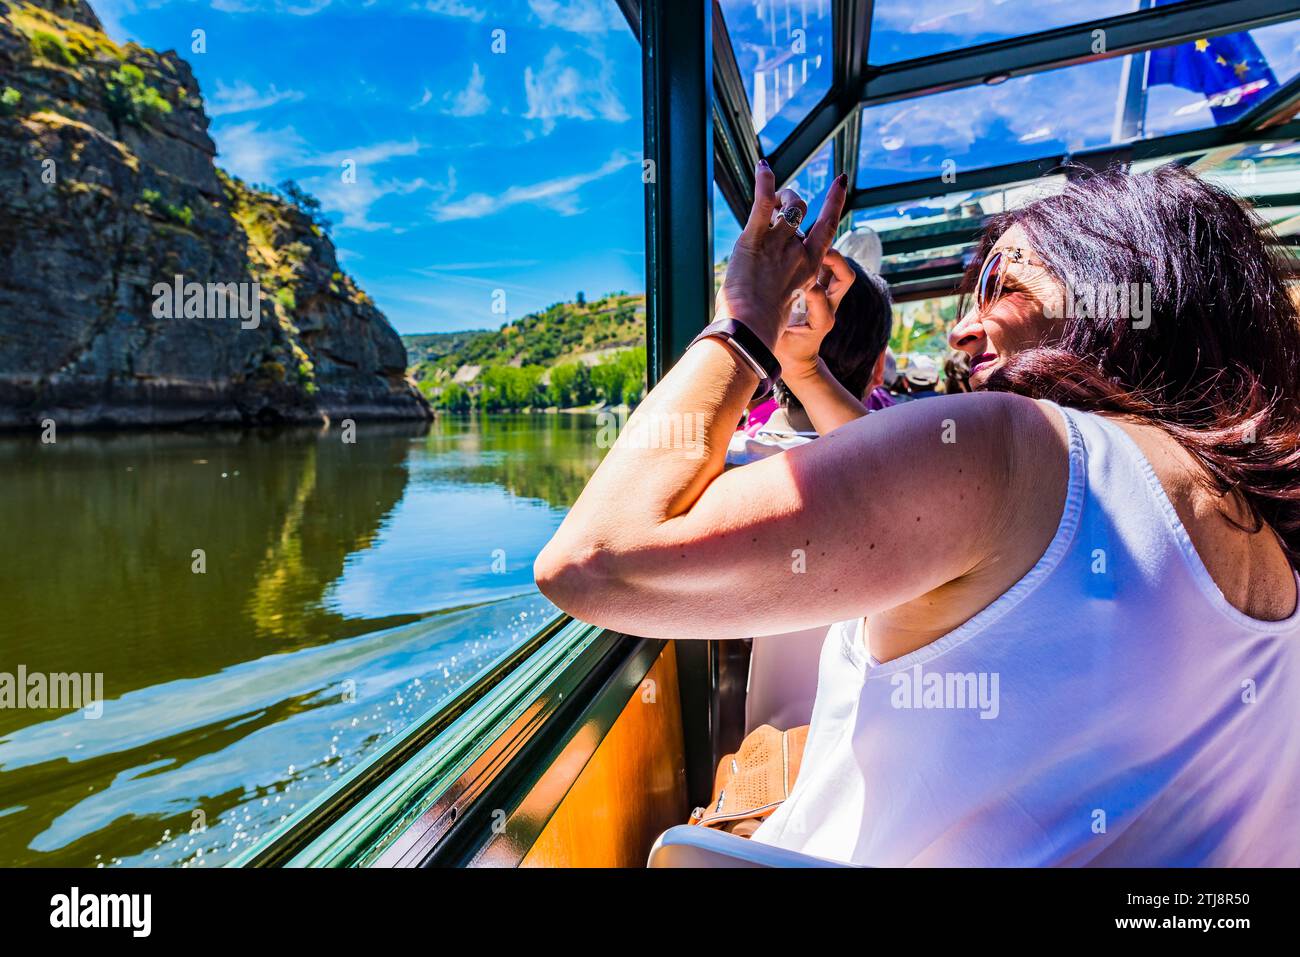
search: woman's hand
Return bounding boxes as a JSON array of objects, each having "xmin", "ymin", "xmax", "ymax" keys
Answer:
[
  {"xmin": 774, "ymin": 249, "xmax": 857, "ymax": 381},
  {"xmin": 715, "ymin": 160, "xmax": 848, "ymax": 350}
]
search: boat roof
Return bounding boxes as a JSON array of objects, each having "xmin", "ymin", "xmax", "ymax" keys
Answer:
[{"xmin": 695, "ymin": 0, "xmax": 1300, "ymax": 301}]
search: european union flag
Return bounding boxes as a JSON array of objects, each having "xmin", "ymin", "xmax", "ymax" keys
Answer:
[{"xmin": 1146, "ymin": 23, "xmax": 1277, "ymax": 125}]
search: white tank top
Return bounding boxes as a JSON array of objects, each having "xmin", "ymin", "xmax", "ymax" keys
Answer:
[{"xmin": 752, "ymin": 402, "xmax": 1300, "ymax": 866}]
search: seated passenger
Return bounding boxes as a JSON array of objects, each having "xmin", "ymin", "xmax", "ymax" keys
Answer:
[
  {"xmin": 535, "ymin": 162, "xmax": 1300, "ymax": 866},
  {"xmin": 730, "ymin": 252, "xmax": 891, "ymax": 736},
  {"xmin": 728, "ymin": 251, "xmax": 892, "ymax": 467},
  {"xmin": 868, "ymin": 347, "xmax": 899, "ymax": 410}
]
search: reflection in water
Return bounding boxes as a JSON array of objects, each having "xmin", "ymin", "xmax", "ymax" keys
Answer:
[{"xmin": 0, "ymin": 414, "xmax": 604, "ymax": 866}]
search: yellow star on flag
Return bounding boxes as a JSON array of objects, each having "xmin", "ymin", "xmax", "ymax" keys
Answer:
[
  {"xmin": 1194, "ymin": 38, "xmax": 1209, "ymax": 53},
  {"xmin": 1234, "ymin": 61, "xmax": 1249, "ymax": 78}
]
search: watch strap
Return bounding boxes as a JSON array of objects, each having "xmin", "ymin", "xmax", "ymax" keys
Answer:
[{"xmin": 688, "ymin": 317, "xmax": 780, "ymax": 401}]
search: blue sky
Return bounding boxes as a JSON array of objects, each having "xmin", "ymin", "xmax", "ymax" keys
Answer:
[
  {"xmin": 86, "ymin": 1, "xmax": 1300, "ymax": 332},
  {"xmin": 92, "ymin": 0, "xmax": 650, "ymax": 335}
]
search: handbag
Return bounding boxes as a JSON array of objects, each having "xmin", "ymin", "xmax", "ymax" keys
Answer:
[{"xmin": 687, "ymin": 724, "xmax": 809, "ymax": 839}]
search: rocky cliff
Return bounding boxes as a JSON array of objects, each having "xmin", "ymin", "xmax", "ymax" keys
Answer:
[{"xmin": 0, "ymin": 0, "xmax": 430, "ymax": 428}]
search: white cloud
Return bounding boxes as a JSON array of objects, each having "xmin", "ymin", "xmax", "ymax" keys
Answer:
[
  {"xmin": 303, "ymin": 163, "xmax": 453, "ymax": 234},
  {"xmin": 208, "ymin": 80, "xmax": 305, "ymax": 117},
  {"xmin": 210, "ymin": 0, "xmax": 333, "ymax": 12},
  {"xmin": 413, "ymin": 88, "xmax": 435, "ymax": 110},
  {"xmin": 313, "ymin": 139, "xmax": 423, "ymax": 167},
  {"xmin": 215, "ymin": 121, "xmax": 308, "ymax": 184},
  {"xmin": 879, "ymin": 2, "xmax": 1081, "ymax": 37},
  {"xmin": 213, "ymin": 124, "xmax": 434, "ymax": 233},
  {"xmin": 215, "ymin": 123, "xmax": 423, "ymax": 184},
  {"xmin": 423, "ymin": 0, "xmax": 486, "ymax": 21},
  {"xmin": 529, "ymin": 0, "xmax": 623, "ymax": 34},
  {"xmin": 446, "ymin": 63, "xmax": 490, "ymax": 117},
  {"xmin": 309, "ymin": 174, "xmax": 434, "ymax": 232},
  {"xmin": 524, "ymin": 45, "xmax": 628, "ymax": 134},
  {"xmin": 431, "ymin": 151, "xmax": 635, "ymax": 222}
]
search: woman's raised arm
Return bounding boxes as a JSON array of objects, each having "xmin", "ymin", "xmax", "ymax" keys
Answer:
[
  {"xmin": 534, "ymin": 163, "xmax": 1063, "ymax": 640},
  {"xmin": 535, "ymin": 384, "xmax": 1037, "ymax": 638}
]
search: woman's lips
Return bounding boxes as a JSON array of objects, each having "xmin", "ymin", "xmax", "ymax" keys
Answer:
[{"xmin": 969, "ymin": 353, "xmax": 997, "ymax": 375}]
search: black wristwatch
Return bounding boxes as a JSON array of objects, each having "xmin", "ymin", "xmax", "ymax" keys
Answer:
[{"xmin": 688, "ymin": 317, "xmax": 780, "ymax": 401}]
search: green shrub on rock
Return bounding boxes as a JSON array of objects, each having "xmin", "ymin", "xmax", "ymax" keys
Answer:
[
  {"xmin": 31, "ymin": 30, "xmax": 76, "ymax": 66},
  {"xmin": 105, "ymin": 63, "xmax": 173, "ymax": 125}
]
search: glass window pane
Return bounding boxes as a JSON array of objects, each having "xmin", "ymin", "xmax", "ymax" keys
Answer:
[
  {"xmin": 2, "ymin": 0, "xmax": 643, "ymax": 868},
  {"xmin": 785, "ymin": 139, "xmax": 835, "ymax": 227},
  {"xmin": 868, "ymin": 0, "xmax": 1193, "ymax": 65},
  {"xmin": 857, "ymin": 20, "xmax": 1300, "ymax": 192},
  {"xmin": 721, "ymin": 0, "xmax": 834, "ymax": 153},
  {"xmin": 853, "ymin": 176, "xmax": 1068, "ymax": 232},
  {"xmin": 1187, "ymin": 139, "xmax": 1300, "ymax": 208},
  {"xmin": 714, "ymin": 182, "xmax": 743, "ymax": 265},
  {"xmin": 891, "ymin": 296, "xmax": 963, "ymax": 361}
]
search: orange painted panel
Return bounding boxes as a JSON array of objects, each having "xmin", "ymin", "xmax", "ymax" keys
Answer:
[{"xmin": 520, "ymin": 645, "xmax": 688, "ymax": 868}]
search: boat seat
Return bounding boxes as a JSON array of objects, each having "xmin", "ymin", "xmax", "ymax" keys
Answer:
[
  {"xmin": 647, "ymin": 825, "xmax": 853, "ymax": 868},
  {"xmin": 744, "ymin": 625, "xmax": 825, "ymax": 733}
]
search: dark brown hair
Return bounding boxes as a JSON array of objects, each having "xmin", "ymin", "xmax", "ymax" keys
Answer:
[
  {"xmin": 960, "ymin": 164, "xmax": 1300, "ymax": 569},
  {"xmin": 777, "ymin": 256, "xmax": 892, "ymax": 412}
]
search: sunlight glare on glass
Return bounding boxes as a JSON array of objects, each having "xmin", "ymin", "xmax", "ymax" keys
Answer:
[{"xmin": 720, "ymin": 0, "xmax": 833, "ymax": 152}]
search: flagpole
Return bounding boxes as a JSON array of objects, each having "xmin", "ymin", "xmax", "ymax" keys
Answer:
[{"xmin": 1111, "ymin": 0, "xmax": 1154, "ymax": 143}]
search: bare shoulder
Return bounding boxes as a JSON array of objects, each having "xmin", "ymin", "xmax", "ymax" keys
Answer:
[
  {"xmin": 825, "ymin": 389, "xmax": 1067, "ymax": 489},
  {"xmin": 853, "ymin": 391, "xmax": 1072, "ymax": 658},
  {"xmin": 1105, "ymin": 415, "xmax": 1296, "ymax": 620},
  {"xmin": 822, "ymin": 389, "xmax": 1071, "ymax": 556}
]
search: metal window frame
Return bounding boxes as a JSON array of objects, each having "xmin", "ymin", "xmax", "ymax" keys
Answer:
[
  {"xmin": 709, "ymin": 1, "xmax": 1300, "ymax": 225},
  {"xmin": 851, "ymin": 118, "xmax": 1300, "ymax": 212},
  {"xmin": 232, "ymin": 612, "xmax": 580, "ymax": 866},
  {"xmin": 640, "ymin": 0, "xmax": 728, "ymax": 809}
]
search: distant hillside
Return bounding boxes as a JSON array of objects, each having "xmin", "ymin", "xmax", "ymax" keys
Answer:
[
  {"xmin": 0, "ymin": 0, "xmax": 429, "ymax": 428},
  {"xmin": 403, "ymin": 330, "xmax": 489, "ymax": 367},
  {"xmin": 403, "ymin": 292, "xmax": 646, "ymax": 411}
]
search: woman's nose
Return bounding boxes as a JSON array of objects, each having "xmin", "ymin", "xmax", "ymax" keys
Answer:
[{"xmin": 948, "ymin": 310, "xmax": 984, "ymax": 352}]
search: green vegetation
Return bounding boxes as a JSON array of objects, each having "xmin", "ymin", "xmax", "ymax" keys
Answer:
[
  {"xmin": 140, "ymin": 187, "xmax": 193, "ymax": 227},
  {"xmin": 891, "ymin": 296, "xmax": 959, "ymax": 358},
  {"xmin": 589, "ymin": 347, "xmax": 646, "ymax": 405},
  {"xmin": 105, "ymin": 63, "xmax": 172, "ymax": 125},
  {"xmin": 30, "ymin": 29, "xmax": 76, "ymax": 65},
  {"xmin": 420, "ymin": 346, "xmax": 646, "ymax": 413},
  {"xmin": 276, "ymin": 179, "xmax": 333, "ymax": 235},
  {"xmin": 275, "ymin": 287, "xmax": 297, "ymax": 313},
  {"xmin": 478, "ymin": 365, "xmax": 545, "ymax": 411},
  {"xmin": 0, "ymin": 86, "xmax": 21, "ymax": 115},
  {"xmin": 404, "ymin": 292, "xmax": 647, "ymax": 412},
  {"xmin": 12, "ymin": 3, "xmax": 126, "ymax": 63},
  {"xmin": 404, "ymin": 330, "xmax": 491, "ymax": 366},
  {"xmin": 409, "ymin": 294, "xmax": 641, "ymax": 374},
  {"xmin": 437, "ymin": 381, "xmax": 473, "ymax": 413}
]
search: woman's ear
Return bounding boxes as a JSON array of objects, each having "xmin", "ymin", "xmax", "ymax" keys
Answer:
[{"xmin": 866, "ymin": 350, "xmax": 887, "ymax": 396}]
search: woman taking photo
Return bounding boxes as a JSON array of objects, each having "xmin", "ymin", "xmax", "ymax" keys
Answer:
[{"xmin": 534, "ymin": 160, "xmax": 1300, "ymax": 866}]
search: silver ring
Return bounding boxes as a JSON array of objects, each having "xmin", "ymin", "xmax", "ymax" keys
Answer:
[{"xmin": 781, "ymin": 204, "xmax": 805, "ymax": 229}]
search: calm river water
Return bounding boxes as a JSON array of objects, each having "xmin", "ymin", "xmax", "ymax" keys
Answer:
[{"xmin": 0, "ymin": 414, "xmax": 605, "ymax": 866}]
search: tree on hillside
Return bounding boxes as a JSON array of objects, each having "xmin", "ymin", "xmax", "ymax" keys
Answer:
[
  {"xmin": 277, "ymin": 179, "xmax": 333, "ymax": 234},
  {"xmin": 590, "ymin": 347, "xmax": 646, "ymax": 406},
  {"xmin": 546, "ymin": 361, "xmax": 594, "ymax": 407}
]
